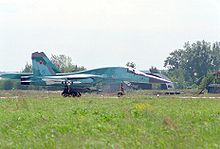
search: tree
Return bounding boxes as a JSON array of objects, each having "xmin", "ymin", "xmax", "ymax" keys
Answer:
[
  {"xmin": 211, "ymin": 42, "xmax": 220, "ymax": 71},
  {"xmin": 51, "ymin": 54, "xmax": 86, "ymax": 73},
  {"xmin": 22, "ymin": 62, "xmax": 32, "ymax": 73},
  {"xmin": 181, "ymin": 41, "xmax": 213, "ymax": 81},
  {"xmin": 164, "ymin": 49, "xmax": 185, "ymax": 70},
  {"xmin": 164, "ymin": 40, "xmax": 219, "ymax": 88},
  {"xmin": 126, "ymin": 62, "xmax": 136, "ymax": 68},
  {"xmin": 166, "ymin": 68, "xmax": 190, "ymax": 89},
  {"xmin": 199, "ymin": 71, "xmax": 214, "ymax": 90},
  {"xmin": 149, "ymin": 66, "xmax": 160, "ymax": 73}
]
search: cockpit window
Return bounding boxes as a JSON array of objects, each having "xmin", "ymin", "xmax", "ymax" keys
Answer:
[
  {"xmin": 127, "ymin": 67, "xmax": 148, "ymax": 77},
  {"xmin": 127, "ymin": 67, "xmax": 135, "ymax": 73}
]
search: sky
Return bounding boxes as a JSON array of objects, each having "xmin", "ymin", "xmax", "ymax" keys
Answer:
[{"xmin": 0, "ymin": 0, "xmax": 220, "ymax": 72}]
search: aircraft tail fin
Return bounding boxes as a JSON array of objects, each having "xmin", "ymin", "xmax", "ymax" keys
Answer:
[{"xmin": 32, "ymin": 52, "xmax": 60, "ymax": 76}]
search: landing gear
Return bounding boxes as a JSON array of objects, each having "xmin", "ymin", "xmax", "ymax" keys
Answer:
[
  {"xmin": 117, "ymin": 83, "xmax": 125, "ymax": 97},
  {"xmin": 61, "ymin": 86, "xmax": 82, "ymax": 97},
  {"xmin": 117, "ymin": 91, "xmax": 124, "ymax": 97},
  {"xmin": 70, "ymin": 91, "xmax": 81, "ymax": 97}
]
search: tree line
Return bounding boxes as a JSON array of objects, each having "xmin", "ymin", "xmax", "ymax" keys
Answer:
[{"xmin": 164, "ymin": 40, "xmax": 220, "ymax": 89}]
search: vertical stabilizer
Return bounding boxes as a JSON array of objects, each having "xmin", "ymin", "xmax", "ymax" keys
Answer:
[{"xmin": 32, "ymin": 52, "xmax": 60, "ymax": 76}]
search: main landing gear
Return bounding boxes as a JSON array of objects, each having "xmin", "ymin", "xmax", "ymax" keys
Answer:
[
  {"xmin": 117, "ymin": 83, "xmax": 125, "ymax": 97},
  {"xmin": 61, "ymin": 86, "xmax": 82, "ymax": 97}
]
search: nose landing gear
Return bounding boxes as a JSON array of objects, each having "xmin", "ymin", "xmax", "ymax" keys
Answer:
[{"xmin": 117, "ymin": 83, "xmax": 125, "ymax": 97}]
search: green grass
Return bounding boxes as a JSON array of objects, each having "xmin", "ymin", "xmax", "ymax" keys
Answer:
[{"xmin": 0, "ymin": 91, "xmax": 220, "ymax": 148}]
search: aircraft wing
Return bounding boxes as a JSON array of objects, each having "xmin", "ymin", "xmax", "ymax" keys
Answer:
[
  {"xmin": 0, "ymin": 73, "xmax": 33, "ymax": 79},
  {"xmin": 43, "ymin": 74, "xmax": 104, "ymax": 80},
  {"xmin": 145, "ymin": 73, "xmax": 171, "ymax": 84},
  {"xmin": 41, "ymin": 74, "xmax": 105, "ymax": 86},
  {"xmin": 127, "ymin": 67, "xmax": 171, "ymax": 84}
]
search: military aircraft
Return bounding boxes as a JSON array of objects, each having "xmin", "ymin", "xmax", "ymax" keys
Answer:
[{"xmin": 0, "ymin": 52, "xmax": 171, "ymax": 97}]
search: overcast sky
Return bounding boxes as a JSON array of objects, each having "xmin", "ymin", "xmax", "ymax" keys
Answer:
[{"xmin": 0, "ymin": 0, "xmax": 220, "ymax": 71}]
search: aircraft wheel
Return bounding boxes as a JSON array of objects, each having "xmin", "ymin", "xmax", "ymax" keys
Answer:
[
  {"xmin": 62, "ymin": 93, "xmax": 69, "ymax": 97},
  {"xmin": 117, "ymin": 91, "xmax": 124, "ymax": 97},
  {"xmin": 77, "ymin": 92, "xmax": 81, "ymax": 97},
  {"xmin": 71, "ymin": 92, "xmax": 77, "ymax": 97},
  {"xmin": 62, "ymin": 87, "xmax": 70, "ymax": 97}
]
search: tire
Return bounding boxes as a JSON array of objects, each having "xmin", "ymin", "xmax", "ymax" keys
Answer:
[{"xmin": 117, "ymin": 91, "xmax": 124, "ymax": 97}]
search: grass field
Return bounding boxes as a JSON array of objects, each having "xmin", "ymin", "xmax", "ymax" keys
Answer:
[{"xmin": 0, "ymin": 90, "xmax": 220, "ymax": 148}]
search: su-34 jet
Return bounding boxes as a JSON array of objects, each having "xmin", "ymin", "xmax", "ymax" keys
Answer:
[{"xmin": 0, "ymin": 52, "xmax": 171, "ymax": 97}]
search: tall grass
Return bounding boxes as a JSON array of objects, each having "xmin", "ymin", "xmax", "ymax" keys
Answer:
[{"xmin": 0, "ymin": 90, "xmax": 219, "ymax": 148}]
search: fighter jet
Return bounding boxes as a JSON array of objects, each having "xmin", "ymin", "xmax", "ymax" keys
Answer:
[{"xmin": 0, "ymin": 52, "xmax": 171, "ymax": 97}]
